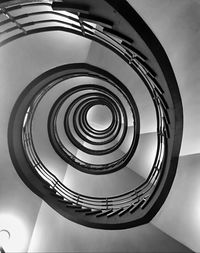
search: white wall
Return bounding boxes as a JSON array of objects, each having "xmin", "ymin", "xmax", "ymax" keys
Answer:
[
  {"xmin": 27, "ymin": 133, "xmax": 191, "ymax": 252},
  {"xmin": 129, "ymin": 0, "xmax": 200, "ymax": 155},
  {"xmin": 28, "ymin": 201, "xmax": 192, "ymax": 253},
  {"xmin": 0, "ymin": 10, "xmax": 92, "ymax": 251},
  {"xmin": 0, "ymin": 1, "xmax": 199, "ymax": 252},
  {"xmin": 0, "ymin": 142, "xmax": 42, "ymax": 252},
  {"xmin": 153, "ymin": 154, "xmax": 200, "ymax": 252}
]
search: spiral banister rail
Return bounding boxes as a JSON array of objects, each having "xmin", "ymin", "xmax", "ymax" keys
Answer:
[{"xmin": 4, "ymin": 0, "xmax": 183, "ymax": 229}]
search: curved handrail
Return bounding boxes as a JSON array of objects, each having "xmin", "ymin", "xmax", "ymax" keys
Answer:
[{"xmin": 4, "ymin": 0, "xmax": 180, "ymax": 229}]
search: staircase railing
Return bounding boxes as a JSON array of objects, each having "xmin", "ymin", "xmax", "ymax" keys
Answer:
[{"xmin": 5, "ymin": 0, "xmax": 183, "ymax": 229}]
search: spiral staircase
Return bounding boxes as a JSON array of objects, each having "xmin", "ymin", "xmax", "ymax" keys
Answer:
[{"xmin": 0, "ymin": 0, "xmax": 199, "ymax": 252}]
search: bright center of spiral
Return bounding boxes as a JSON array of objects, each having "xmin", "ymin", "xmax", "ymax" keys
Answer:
[{"xmin": 87, "ymin": 104, "xmax": 112, "ymax": 131}]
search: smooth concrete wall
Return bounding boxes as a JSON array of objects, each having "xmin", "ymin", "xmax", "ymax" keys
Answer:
[
  {"xmin": 27, "ymin": 134, "xmax": 192, "ymax": 252},
  {"xmin": 0, "ymin": 9, "xmax": 92, "ymax": 251},
  {"xmin": 0, "ymin": 141, "xmax": 42, "ymax": 252},
  {"xmin": 28, "ymin": 201, "xmax": 192, "ymax": 253},
  {"xmin": 152, "ymin": 154, "xmax": 200, "ymax": 252},
  {"xmin": 1, "ymin": 2, "xmax": 199, "ymax": 252},
  {"xmin": 126, "ymin": 2, "xmax": 200, "ymax": 251},
  {"xmin": 124, "ymin": 132, "xmax": 157, "ymax": 179},
  {"xmin": 129, "ymin": 0, "xmax": 200, "ymax": 156}
]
